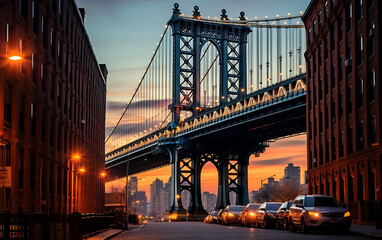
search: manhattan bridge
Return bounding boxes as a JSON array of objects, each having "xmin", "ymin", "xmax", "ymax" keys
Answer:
[{"xmin": 105, "ymin": 4, "xmax": 307, "ymax": 219}]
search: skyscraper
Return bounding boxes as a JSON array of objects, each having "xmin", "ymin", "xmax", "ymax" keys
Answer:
[
  {"xmin": 282, "ymin": 163, "xmax": 301, "ymax": 186},
  {"xmin": 150, "ymin": 178, "xmax": 164, "ymax": 221},
  {"xmin": 202, "ymin": 192, "xmax": 217, "ymax": 212}
]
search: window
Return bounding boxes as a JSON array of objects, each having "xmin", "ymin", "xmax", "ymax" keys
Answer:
[
  {"xmin": 330, "ymin": 26, "xmax": 335, "ymax": 52},
  {"xmin": 19, "ymin": 0, "xmax": 28, "ymax": 20},
  {"xmin": 338, "ymin": 15, "xmax": 343, "ymax": 42},
  {"xmin": 357, "ymin": 35, "xmax": 363, "ymax": 65},
  {"xmin": 338, "ymin": 55, "xmax": 343, "ymax": 82},
  {"xmin": 332, "ymin": 100, "xmax": 336, "ymax": 123},
  {"xmin": 18, "ymin": 149, "xmax": 24, "ymax": 189},
  {"xmin": 31, "ymin": 53, "xmax": 35, "ymax": 83},
  {"xmin": 50, "ymin": 28, "xmax": 54, "ymax": 60},
  {"xmin": 346, "ymin": 45, "xmax": 352, "ymax": 75},
  {"xmin": 32, "ymin": 0, "xmax": 37, "ymax": 34},
  {"xmin": 324, "ymin": 35, "xmax": 328, "ymax": 60},
  {"xmin": 19, "ymin": 39, "xmax": 23, "ymax": 73},
  {"xmin": 30, "ymin": 153, "xmax": 36, "ymax": 191},
  {"xmin": 346, "ymin": 2, "xmax": 352, "ymax": 32},
  {"xmin": 340, "ymin": 131, "xmax": 344, "ymax": 157},
  {"xmin": 356, "ymin": 0, "xmax": 362, "ymax": 21},
  {"xmin": 31, "ymin": 102, "xmax": 35, "ymax": 136},
  {"xmin": 358, "ymin": 121, "xmax": 364, "ymax": 150},
  {"xmin": 319, "ymin": 110, "xmax": 323, "ymax": 133},
  {"xmin": 339, "ymin": 92, "xmax": 343, "ymax": 120},
  {"xmin": 331, "ymin": 64, "xmax": 336, "ymax": 89},
  {"xmin": 41, "ymin": 110, "xmax": 45, "ymax": 142},
  {"xmin": 332, "ymin": 135, "xmax": 336, "ymax": 160},
  {"xmin": 58, "ymin": 41, "xmax": 62, "ymax": 67},
  {"xmin": 348, "ymin": 127, "xmax": 353, "ymax": 154},
  {"xmin": 325, "ymin": 139, "xmax": 329, "ymax": 162},
  {"xmin": 370, "ymin": 115, "xmax": 376, "ymax": 145},
  {"xmin": 4, "ymin": 81, "xmax": 12, "ymax": 124},
  {"xmin": 57, "ymin": 82, "xmax": 61, "ymax": 107},
  {"xmin": 368, "ymin": 23, "xmax": 375, "ymax": 56},
  {"xmin": 41, "ymin": 16, "xmax": 45, "ymax": 47},
  {"xmin": 19, "ymin": 93, "xmax": 25, "ymax": 131},
  {"xmin": 347, "ymin": 85, "xmax": 352, "ymax": 114},
  {"xmin": 308, "ymin": 28, "xmax": 311, "ymax": 44},
  {"xmin": 369, "ymin": 69, "xmax": 375, "ymax": 102},
  {"xmin": 318, "ymin": 45, "xmax": 322, "ymax": 67},
  {"xmin": 358, "ymin": 78, "xmax": 363, "ymax": 108},
  {"xmin": 41, "ymin": 62, "xmax": 44, "ymax": 92}
]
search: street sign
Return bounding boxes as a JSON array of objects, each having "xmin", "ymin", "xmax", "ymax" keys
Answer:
[{"xmin": 0, "ymin": 167, "xmax": 11, "ymax": 187}]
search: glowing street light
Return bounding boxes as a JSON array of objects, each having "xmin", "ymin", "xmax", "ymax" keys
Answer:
[
  {"xmin": 9, "ymin": 55, "xmax": 22, "ymax": 61},
  {"xmin": 79, "ymin": 168, "xmax": 86, "ymax": 173}
]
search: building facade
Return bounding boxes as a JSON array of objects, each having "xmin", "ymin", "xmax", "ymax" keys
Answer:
[
  {"xmin": 303, "ymin": 0, "xmax": 381, "ymax": 224},
  {"xmin": 150, "ymin": 178, "xmax": 164, "ymax": 220},
  {"xmin": 0, "ymin": 0, "xmax": 107, "ymax": 214},
  {"xmin": 281, "ymin": 163, "xmax": 301, "ymax": 186}
]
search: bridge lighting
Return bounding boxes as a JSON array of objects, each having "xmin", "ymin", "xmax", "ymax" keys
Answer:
[
  {"xmin": 280, "ymin": 72, "xmax": 283, "ymax": 76},
  {"xmin": 300, "ymin": 11, "xmax": 303, "ymax": 15},
  {"xmin": 196, "ymin": 107, "xmax": 200, "ymax": 110},
  {"xmin": 284, "ymin": 22, "xmax": 287, "ymax": 25},
  {"xmin": 288, "ymin": 13, "xmax": 291, "ymax": 16},
  {"xmin": 251, "ymin": 85, "xmax": 254, "ymax": 88},
  {"xmin": 299, "ymin": 65, "xmax": 303, "ymax": 69},
  {"xmin": 214, "ymin": 17, "xmax": 217, "ymax": 20},
  {"xmin": 255, "ymin": 17, "xmax": 257, "ymax": 20},
  {"xmin": 222, "ymin": 96, "xmax": 225, "ymax": 99},
  {"xmin": 207, "ymin": 16, "xmax": 210, "ymax": 19},
  {"xmin": 297, "ymin": 21, "xmax": 300, "ymax": 24},
  {"xmin": 176, "ymin": 194, "xmax": 180, "ymax": 199},
  {"xmin": 265, "ymin": 16, "xmax": 268, "ymax": 19},
  {"xmin": 276, "ymin": 14, "xmax": 279, "ymax": 18},
  {"xmin": 165, "ymin": 24, "xmax": 168, "ymax": 28},
  {"xmin": 241, "ymin": 88, "xmax": 245, "ymax": 92},
  {"xmin": 161, "ymin": 34, "xmax": 163, "ymax": 37}
]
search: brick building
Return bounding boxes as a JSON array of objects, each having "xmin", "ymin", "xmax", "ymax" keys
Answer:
[
  {"xmin": 0, "ymin": 0, "xmax": 107, "ymax": 214},
  {"xmin": 303, "ymin": 0, "xmax": 381, "ymax": 224}
]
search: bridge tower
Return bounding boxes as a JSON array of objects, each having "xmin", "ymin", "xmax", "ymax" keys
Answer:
[{"xmin": 166, "ymin": 4, "xmax": 251, "ymax": 219}]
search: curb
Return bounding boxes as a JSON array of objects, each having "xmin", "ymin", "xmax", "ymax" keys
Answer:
[{"xmin": 350, "ymin": 231, "xmax": 382, "ymax": 240}]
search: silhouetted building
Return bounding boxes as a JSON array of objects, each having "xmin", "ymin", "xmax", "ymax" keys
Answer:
[
  {"xmin": 249, "ymin": 191, "xmax": 260, "ymax": 203},
  {"xmin": 202, "ymin": 192, "xmax": 216, "ymax": 212},
  {"xmin": 0, "ymin": 0, "xmax": 107, "ymax": 214},
  {"xmin": 131, "ymin": 191, "xmax": 147, "ymax": 216},
  {"xmin": 280, "ymin": 163, "xmax": 301, "ymax": 186},
  {"xmin": 303, "ymin": 0, "xmax": 381, "ymax": 225},
  {"xmin": 150, "ymin": 178, "xmax": 164, "ymax": 220}
]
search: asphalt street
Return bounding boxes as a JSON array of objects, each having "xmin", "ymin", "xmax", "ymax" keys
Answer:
[{"xmin": 112, "ymin": 221, "xmax": 369, "ymax": 240}]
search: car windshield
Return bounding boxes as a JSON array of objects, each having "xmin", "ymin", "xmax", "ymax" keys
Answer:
[
  {"xmin": 266, "ymin": 203, "xmax": 282, "ymax": 210},
  {"xmin": 230, "ymin": 206, "xmax": 245, "ymax": 212},
  {"xmin": 304, "ymin": 196, "xmax": 341, "ymax": 207},
  {"xmin": 249, "ymin": 204, "xmax": 261, "ymax": 211},
  {"xmin": 286, "ymin": 201, "xmax": 293, "ymax": 209},
  {"xmin": 213, "ymin": 212, "xmax": 219, "ymax": 216}
]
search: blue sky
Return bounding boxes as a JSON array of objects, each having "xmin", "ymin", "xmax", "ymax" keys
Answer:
[{"xmin": 76, "ymin": 0, "xmax": 310, "ymax": 127}]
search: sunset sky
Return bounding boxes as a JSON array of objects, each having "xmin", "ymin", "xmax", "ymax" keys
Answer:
[{"xmin": 75, "ymin": 0, "xmax": 310, "ymax": 201}]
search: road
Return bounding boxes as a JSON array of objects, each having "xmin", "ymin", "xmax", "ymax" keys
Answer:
[{"xmin": 112, "ymin": 221, "xmax": 367, "ymax": 240}]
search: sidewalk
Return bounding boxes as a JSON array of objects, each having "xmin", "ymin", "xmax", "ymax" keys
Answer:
[
  {"xmin": 350, "ymin": 224, "xmax": 382, "ymax": 239},
  {"xmin": 88, "ymin": 225, "xmax": 142, "ymax": 240}
]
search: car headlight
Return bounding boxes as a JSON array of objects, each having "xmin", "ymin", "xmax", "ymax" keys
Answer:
[
  {"xmin": 344, "ymin": 211, "xmax": 350, "ymax": 217},
  {"xmin": 228, "ymin": 213, "xmax": 234, "ymax": 217},
  {"xmin": 249, "ymin": 212, "xmax": 256, "ymax": 216},
  {"xmin": 307, "ymin": 211, "xmax": 320, "ymax": 217}
]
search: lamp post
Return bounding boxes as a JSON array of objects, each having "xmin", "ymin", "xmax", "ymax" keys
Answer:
[{"xmin": 260, "ymin": 174, "xmax": 276, "ymax": 202}]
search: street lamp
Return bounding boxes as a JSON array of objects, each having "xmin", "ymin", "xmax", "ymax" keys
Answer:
[
  {"xmin": 260, "ymin": 174, "xmax": 276, "ymax": 202},
  {"xmin": 9, "ymin": 55, "xmax": 22, "ymax": 61}
]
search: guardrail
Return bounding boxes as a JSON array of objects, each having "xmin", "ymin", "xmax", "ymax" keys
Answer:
[{"xmin": 0, "ymin": 212, "xmax": 124, "ymax": 240}]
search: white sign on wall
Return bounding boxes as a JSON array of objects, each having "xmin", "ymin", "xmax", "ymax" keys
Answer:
[{"xmin": 0, "ymin": 167, "xmax": 11, "ymax": 187}]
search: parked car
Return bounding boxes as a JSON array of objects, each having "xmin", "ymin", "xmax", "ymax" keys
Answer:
[
  {"xmin": 206, "ymin": 210, "xmax": 217, "ymax": 223},
  {"xmin": 275, "ymin": 201, "xmax": 294, "ymax": 230},
  {"xmin": 255, "ymin": 202, "xmax": 282, "ymax": 228},
  {"xmin": 205, "ymin": 211, "xmax": 213, "ymax": 223},
  {"xmin": 288, "ymin": 195, "xmax": 351, "ymax": 233},
  {"xmin": 240, "ymin": 203, "xmax": 261, "ymax": 227},
  {"xmin": 216, "ymin": 209, "xmax": 224, "ymax": 224},
  {"xmin": 222, "ymin": 205, "xmax": 245, "ymax": 225},
  {"xmin": 211, "ymin": 210, "xmax": 219, "ymax": 223}
]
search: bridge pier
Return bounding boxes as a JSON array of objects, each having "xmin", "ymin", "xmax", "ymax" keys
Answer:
[
  {"xmin": 188, "ymin": 154, "xmax": 208, "ymax": 219},
  {"xmin": 166, "ymin": 146, "xmax": 186, "ymax": 216},
  {"xmin": 216, "ymin": 156, "xmax": 229, "ymax": 209},
  {"xmin": 236, "ymin": 154, "xmax": 249, "ymax": 205}
]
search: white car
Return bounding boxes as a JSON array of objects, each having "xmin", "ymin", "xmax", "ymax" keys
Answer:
[{"xmin": 288, "ymin": 195, "xmax": 351, "ymax": 233}]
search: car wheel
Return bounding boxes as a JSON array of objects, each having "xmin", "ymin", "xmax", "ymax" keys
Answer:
[
  {"xmin": 283, "ymin": 218, "xmax": 288, "ymax": 231},
  {"xmin": 255, "ymin": 219, "xmax": 259, "ymax": 228},
  {"xmin": 263, "ymin": 216, "xmax": 268, "ymax": 229},
  {"xmin": 300, "ymin": 217, "xmax": 309, "ymax": 234},
  {"xmin": 289, "ymin": 218, "xmax": 296, "ymax": 232},
  {"xmin": 245, "ymin": 218, "xmax": 250, "ymax": 227}
]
